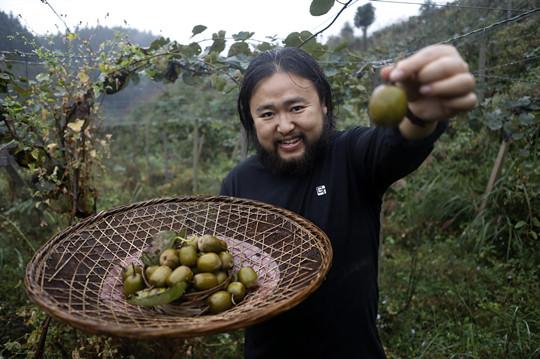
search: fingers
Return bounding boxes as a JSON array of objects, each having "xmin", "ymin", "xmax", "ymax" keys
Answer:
[
  {"xmin": 389, "ymin": 45, "xmax": 459, "ymax": 82},
  {"xmin": 442, "ymin": 92, "xmax": 478, "ymax": 112},
  {"xmin": 419, "ymin": 73, "xmax": 476, "ymax": 97},
  {"xmin": 417, "ymin": 55, "xmax": 469, "ymax": 84}
]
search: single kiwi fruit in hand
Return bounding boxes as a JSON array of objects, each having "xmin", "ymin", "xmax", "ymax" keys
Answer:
[{"xmin": 368, "ymin": 83, "xmax": 408, "ymax": 127}]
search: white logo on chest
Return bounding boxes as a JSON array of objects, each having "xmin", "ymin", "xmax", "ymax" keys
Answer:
[{"xmin": 316, "ymin": 185, "xmax": 327, "ymax": 196}]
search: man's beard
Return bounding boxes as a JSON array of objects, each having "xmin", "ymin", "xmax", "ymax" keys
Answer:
[{"xmin": 256, "ymin": 121, "xmax": 332, "ymax": 176}]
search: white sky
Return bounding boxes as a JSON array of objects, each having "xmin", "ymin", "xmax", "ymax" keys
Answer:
[{"xmin": 0, "ymin": 0, "xmax": 421, "ymax": 44}]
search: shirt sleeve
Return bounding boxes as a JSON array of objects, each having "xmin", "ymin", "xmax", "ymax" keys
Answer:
[{"xmin": 350, "ymin": 121, "xmax": 448, "ymax": 194}]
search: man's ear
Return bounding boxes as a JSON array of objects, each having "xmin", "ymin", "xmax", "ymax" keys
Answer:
[{"xmin": 322, "ymin": 103, "xmax": 328, "ymax": 115}]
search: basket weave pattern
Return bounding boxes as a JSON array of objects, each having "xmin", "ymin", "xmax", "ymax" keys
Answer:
[{"xmin": 25, "ymin": 196, "xmax": 332, "ymax": 338}]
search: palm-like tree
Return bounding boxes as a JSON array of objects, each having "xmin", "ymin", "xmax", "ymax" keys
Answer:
[{"xmin": 354, "ymin": 3, "xmax": 375, "ymax": 51}]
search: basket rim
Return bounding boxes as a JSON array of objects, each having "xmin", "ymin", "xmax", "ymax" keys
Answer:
[{"xmin": 24, "ymin": 195, "xmax": 333, "ymax": 338}]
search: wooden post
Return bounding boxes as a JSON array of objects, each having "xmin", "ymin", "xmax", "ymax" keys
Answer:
[
  {"xmin": 507, "ymin": 0, "xmax": 513, "ymax": 19},
  {"xmin": 192, "ymin": 120, "xmax": 199, "ymax": 194},
  {"xmin": 160, "ymin": 130, "xmax": 170, "ymax": 180},
  {"xmin": 240, "ymin": 127, "xmax": 248, "ymax": 160},
  {"xmin": 144, "ymin": 122, "xmax": 150, "ymax": 166},
  {"xmin": 479, "ymin": 137, "xmax": 510, "ymax": 214},
  {"xmin": 477, "ymin": 31, "xmax": 487, "ymax": 101}
]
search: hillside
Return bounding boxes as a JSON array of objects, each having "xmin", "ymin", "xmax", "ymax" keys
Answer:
[
  {"xmin": 0, "ymin": 1, "xmax": 538, "ymax": 357},
  {"xmin": 0, "ymin": 13, "xmax": 162, "ymax": 121}
]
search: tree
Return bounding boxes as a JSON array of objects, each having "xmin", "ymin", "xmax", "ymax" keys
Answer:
[
  {"xmin": 420, "ymin": 0, "xmax": 438, "ymax": 15},
  {"xmin": 354, "ymin": 3, "xmax": 375, "ymax": 51},
  {"xmin": 340, "ymin": 22, "xmax": 354, "ymax": 42}
]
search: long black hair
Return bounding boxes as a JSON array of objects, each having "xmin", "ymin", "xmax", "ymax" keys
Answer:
[{"xmin": 237, "ymin": 47, "xmax": 334, "ymax": 145}]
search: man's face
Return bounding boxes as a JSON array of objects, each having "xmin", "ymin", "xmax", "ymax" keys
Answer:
[{"xmin": 249, "ymin": 71, "xmax": 328, "ymax": 172}]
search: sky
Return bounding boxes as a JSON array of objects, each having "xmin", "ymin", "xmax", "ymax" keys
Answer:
[{"xmin": 0, "ymin": 0, "xmax": 421, "ymax": 44}]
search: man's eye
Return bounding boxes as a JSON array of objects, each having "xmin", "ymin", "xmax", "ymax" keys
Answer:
[
  {"xmin": 260, "ymin": 112, "xmax": 273, "ymax": 118},
  {"xmin": 291, "ymin": 106, "xmax": 304, "ymax": 112}
]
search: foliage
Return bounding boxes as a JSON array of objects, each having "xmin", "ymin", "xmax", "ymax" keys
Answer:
[
  {"xmin": 1, "ymin": 0, "xmax": 539, "ymax": 357},
  {"xmin": 354, "ymin": 3, "xmax": 375, "ymax": 29}
]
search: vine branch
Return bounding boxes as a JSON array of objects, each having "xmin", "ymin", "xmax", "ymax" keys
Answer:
[{"xmin": 298, "ymin": 0, "xmax": 354, "ymax": 48}]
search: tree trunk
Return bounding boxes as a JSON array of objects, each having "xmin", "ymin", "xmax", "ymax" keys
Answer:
[
  {"xmin": 240, "ymin": 127, "xmax": 248, "ymax": 160},
  {"xmin": 362, "ymin": 27, "xmax": 368, "ymax": 51}
]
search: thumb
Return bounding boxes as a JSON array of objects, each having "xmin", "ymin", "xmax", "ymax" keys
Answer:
[{"xmin": 379, "ymin": 66, "xmax": 393, "ymax": 82}]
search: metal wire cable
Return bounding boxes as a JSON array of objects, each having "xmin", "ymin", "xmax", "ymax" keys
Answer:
[
  {"xmin": 369, "ymin": 0, "xmax": 533, "ymax": 13},
  {"xmin": 357, "ymin": 6, "xmax": 540, "ymax": 72}
]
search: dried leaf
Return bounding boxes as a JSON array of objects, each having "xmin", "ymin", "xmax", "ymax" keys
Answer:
[{"xmin": 67, "ymin": 119, "xmax": 85, "ymax": 132}]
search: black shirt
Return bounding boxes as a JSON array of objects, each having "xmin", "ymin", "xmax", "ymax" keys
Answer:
[{"xmin": 220, "ymin": 124, "xmax": 446, "ymax": 359}]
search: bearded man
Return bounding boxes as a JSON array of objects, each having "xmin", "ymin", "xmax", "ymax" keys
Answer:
[{"xmin": 220, "ymin": 45, "xmax": 476, "ymax": 358}]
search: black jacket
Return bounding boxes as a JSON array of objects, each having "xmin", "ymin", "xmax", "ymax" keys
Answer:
[{"xmin": 220, "ymin": 124, "xmax": 446, "ymax": 359}]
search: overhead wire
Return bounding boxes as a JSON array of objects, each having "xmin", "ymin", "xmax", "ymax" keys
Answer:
[
  {"xmin": 309, "ymin": 0, "xmax": 360, "ymax": 36},
  {"xmin": 356, "ymin": 6, "xmax": 540, "ymax": 72},
  {"xmin": 3, "ymin": 2, "xmax": 539, "ymax": 86},
  {"xmin": 368, "ymin": 0, "xmax": 533, "ymax": 13},
  {"xmin": 472, "ymin": 73, "xmax": 540, "ymax": 84}
]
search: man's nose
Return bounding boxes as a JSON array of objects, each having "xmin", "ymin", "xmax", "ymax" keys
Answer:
[{"xmin": 276, "ymin": 113, "xmax": 294, "ymax": 134}]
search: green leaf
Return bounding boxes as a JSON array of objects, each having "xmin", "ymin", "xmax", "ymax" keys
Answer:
[
  {"xmin": 127, "ymin": 281, "xmax": 188, "ymax": 307},
  {"xmin": 66, "ymin": 32, "xmax": 78, "ymax": 41},
  {"xmin": 191, "ymin": 25, "xmax": 207, "ymax": 37},
  {"xmin": 209, "ymin": 31, "xmax": 226, "ymax": 54},
  {"xmin": 12, "ymin": 83, "xmax": 30, "ymax": 97},
  {"xmin": 284, "ymin": 31, "xmax": 307, "ymax": 47},
  {"xmin": 140, "ymin": 230, "xmax": 178, "ymax": 267},
  {"xmin": 310, "ymin": 0, "xmax": 335, "ymax": 16},
  {"xmin": 177, "ymin": 228, "xmax": 187, "ymax": 239},
  {"xmin": 210, "ymin": 73, "xmax": 227, "ymax": 92},
  {"xmin": 485, "ymin": 109, "xmax": 503, "ymax": 130},
  {"xmin": 188, "ymin": 42, "xmax": 202, "ymax": 56},
  {"xmin": 140, "ymin": 252, "xmax": 159, "ymax": 267},
  {"xmin": 283, "ymin": 30, "xmax": 325, "ymax": 58},
  {"xmin": 228, "ymin": 42, "xmax": 251, "ymax": 57},
  {"xmin": 508, "ymin": 96, "xmax": 531, "ymax": 109},
  {"xmin": 256, "ymin": 42, "xmax": 275, "ymax": 52},
  {"xmin": 233, "ymin": 31, "xmax": 254, "ymax": 41},
  {"xmin": 149, "ymin": 36, "xmax": 170, "ymax": 50},
  {"xmin": 514, "ymin": 221, "xmax": 527, "ymax": 229},
  {"xmin": 30, "ymin": 148, "xmax": 40, "ymax": 160},
  {"xmin": 518, "ymin": 112, "xmax": 535, "ymax": 126},
  {"xmin": 178, "ymin": 43, "xmax": 202, "ymax": 57},
  {"xmin": 78, "ymin": 71, "xmax": 90, "ymax": 84}
]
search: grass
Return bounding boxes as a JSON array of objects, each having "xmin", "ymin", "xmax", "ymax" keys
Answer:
[{"xmin": 380, "ymin": 236, "xmax": 540, "ymax": 358}]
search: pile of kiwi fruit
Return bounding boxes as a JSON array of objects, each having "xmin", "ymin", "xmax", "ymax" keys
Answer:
[{"xmin": 121, "ymin": 230, "xmax": 258, "ymax": 314}]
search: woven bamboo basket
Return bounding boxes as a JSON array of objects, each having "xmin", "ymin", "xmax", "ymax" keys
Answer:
[{"xmin": 25, "ymin": 195, "xmax": 332, "ymax": 338}]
